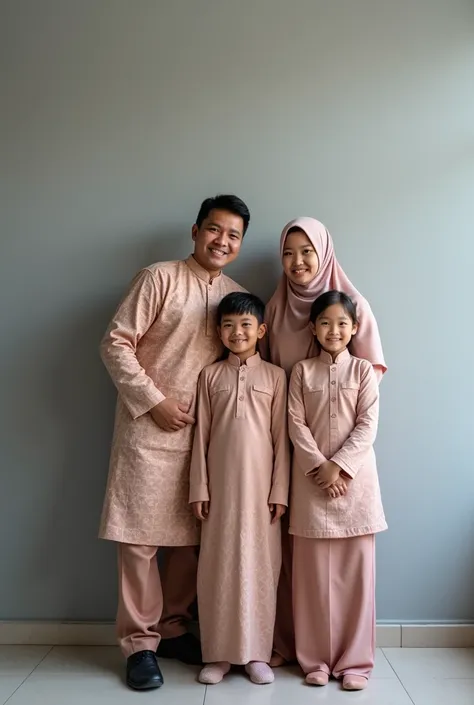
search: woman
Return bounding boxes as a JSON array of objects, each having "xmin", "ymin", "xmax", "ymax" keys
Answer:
[{"xmin": 264, "ymin": 217, "xmax": 386, "ymax": 666}]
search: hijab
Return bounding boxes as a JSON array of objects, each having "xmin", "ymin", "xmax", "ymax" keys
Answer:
[{"xmin": 265, "ymin": 217, "xmax": 387, "ymax": 377}]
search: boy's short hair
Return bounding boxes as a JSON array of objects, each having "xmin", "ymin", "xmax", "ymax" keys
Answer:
[
  {"xmin": 217, "ymin": 292, "xmax": 265, "ymax": 326},
  {"xmin": 196, "ymin": 195, "xmax": 251, "ymax": 235}
]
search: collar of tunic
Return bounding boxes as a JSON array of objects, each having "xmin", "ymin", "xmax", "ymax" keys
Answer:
[
  {"xmin": 227, "ymin": 352, "xmax": 262, "ymax": 368},
  {"xmin": 185, "ymin": 255, "xmax": 222, "ymax": 284},
  {"xmin": 318, "ymin": 348, "xmax": 351, "ymax": 365}
]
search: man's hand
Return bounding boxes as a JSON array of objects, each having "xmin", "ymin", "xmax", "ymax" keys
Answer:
[
  {"xmin": 150, "ymin": 398, "xmax": 195, "ymax": 432},
  {"xmin": 316, "ymin": 460, "xmax": 342, "ymax": 489},
  {"xmin": 269, "ymin": 503, "xmax": 286, "ymax": 525},
  {"xmin": 191, "ymin": 501, "xmax": 209, "ymax": 521}
]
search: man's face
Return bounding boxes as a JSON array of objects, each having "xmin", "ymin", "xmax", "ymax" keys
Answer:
[{"xmin": 192, "ymin": 208, "xmax": 244, "ymax": 275}]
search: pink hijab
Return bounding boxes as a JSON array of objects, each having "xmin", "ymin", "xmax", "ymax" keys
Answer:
[{"xmin": 265, "ymin": 217, "xmax": 387, "ymax": 378}]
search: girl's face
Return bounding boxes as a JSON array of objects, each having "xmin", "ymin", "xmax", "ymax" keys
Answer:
[
  {"xmin": 311, "ymin": 303, "xmax": 358, "ymax": 358},
  {"xmin": 282, "ymin": 230, "xmax": 319, "ymax": 286}
]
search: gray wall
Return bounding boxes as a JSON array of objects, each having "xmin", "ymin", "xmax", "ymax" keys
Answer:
[{"xmin": 1, "ymin": 0, "xmax": 473, "ymax": 622}]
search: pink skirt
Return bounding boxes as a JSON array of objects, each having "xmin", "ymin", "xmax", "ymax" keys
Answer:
[{"xmin": 292, "ymin": 534, "xmax": 375, "ymax": 679}]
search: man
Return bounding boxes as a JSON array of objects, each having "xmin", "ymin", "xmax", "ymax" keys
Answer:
[{"xmin": 99, "ymin": 195, "xmax": 250, "ymax": 690}]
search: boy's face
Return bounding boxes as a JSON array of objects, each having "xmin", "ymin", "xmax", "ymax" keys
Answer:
[
  {"xmin": 310, "ymin": 303, "xmax": 358, "ymax": 358},
  {"xmin": 218, "ymin": 313, "xmax": 266, "ymax": 362},
  {"xmin": 192, "ymin": 208, "xmax": 244, "ymax": 276}
]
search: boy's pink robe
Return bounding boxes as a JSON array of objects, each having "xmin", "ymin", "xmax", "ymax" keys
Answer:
[{"xmin": 189, "ymin": 353, "xmax": 290, "ymax": 663}]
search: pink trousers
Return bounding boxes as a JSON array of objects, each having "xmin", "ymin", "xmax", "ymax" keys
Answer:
[
  {"xmin": 272, "ymin": 513, "xmax": 296, "ymax": 661},
  {"xmin": 292, "ymin": 534, "xmax": 375, "ymax": 679},
  {"xmin": 116, "ymin": 543, "xmax": 198, "ymax": 658}
]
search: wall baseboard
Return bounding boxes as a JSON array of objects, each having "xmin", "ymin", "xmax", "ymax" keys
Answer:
[
  {"xmin": 0, "ymin": 622, "xmax": 473, "ymax": 648},
  {"xmin": 400, "ymin": 624, "xmax": 474, "ymax": 648}
]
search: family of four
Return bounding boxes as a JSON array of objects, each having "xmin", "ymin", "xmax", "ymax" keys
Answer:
[{"xmin": 99, "ymin": 194, "xmax": 387, "ymax": 692}]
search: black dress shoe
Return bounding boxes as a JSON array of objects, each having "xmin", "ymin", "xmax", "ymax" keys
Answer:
[
  {"xmin": 156, "ymin": 632, "xmax": 202, "ymax": 665},
  {"xmin": 126, "ymin": 650, "xmax": 164, "ymax": 690}
]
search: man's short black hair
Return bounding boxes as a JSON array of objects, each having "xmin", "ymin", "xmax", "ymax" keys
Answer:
[{"xmin": 196, "ymin": 194, "xmax": 250, "ymax": 235}]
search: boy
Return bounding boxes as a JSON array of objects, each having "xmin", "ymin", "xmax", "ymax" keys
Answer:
[{"xmin": 189, "ymin": 292, "xmax": 290, "ymax": 685}]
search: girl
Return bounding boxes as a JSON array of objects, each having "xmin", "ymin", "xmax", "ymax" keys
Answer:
[
  {"xmin": 189, "ymin": 293, "xmax": 290, "ymax": 685},
  {"xmin": 263, "ymin": 217, "xmax": 386, "ymax": 666},
  {"xmin": 288, "ymin": 290, "xmax": 387, "ymax": 691}
]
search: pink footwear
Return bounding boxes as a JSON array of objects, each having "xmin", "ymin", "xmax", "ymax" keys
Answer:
[
  {"xmin": 343, "ymin": 675, "xmax": 368, "ymax": 691},
  {"xmin": 245, "ymin": 661, "xmax": 275, "ymax": 684},
  {"xmin": 198, "ymin": 662, "xmax": 231, "ymax": 685},
  {"xmin": 306, "ymin": 671, "xmax": 329, "ymax": 686}
]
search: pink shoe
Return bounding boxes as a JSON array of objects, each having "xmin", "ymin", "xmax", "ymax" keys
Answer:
[
  {"xmin": 306, "ymin": 671, "xmax": 329, "ymax": 686},
  {"xmin": 245, "ymin": 661, "xmax": 275, "ymax": 684},
  {"xmin": 343, "ymin": 675, "xmax": 368, "ymax": 691},
  {"xmin": 198, "ymin": 662, "xmax": 231, "ymax": 685}
]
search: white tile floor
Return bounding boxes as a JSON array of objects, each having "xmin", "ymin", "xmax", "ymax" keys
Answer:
[{"xmin": 0, "ymin": 646, "xmax": 473, "ymax": 704}]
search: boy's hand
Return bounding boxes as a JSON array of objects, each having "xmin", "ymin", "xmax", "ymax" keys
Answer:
[
  {"xmin": 316, "ymin": 460, "xmax": 342, "ymax": 489},
  {"xmin": 269, "ymin": 503, "xmax": 286, "ymax": 524},
  {"xmin": 327, "ymin": 478, "xmax": 348, "ymax": 499},
  {"xmin": 150, "ymin": 398, "xmax": 195, "ymax": 432},
  {"xmin": 191, "ymin": 501, "xmax": 209, "ymax": 521}
]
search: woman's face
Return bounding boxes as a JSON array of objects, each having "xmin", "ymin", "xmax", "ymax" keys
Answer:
[{"xmin": 282, "ymin": 230, "xmax": 319, "ymax": 286}]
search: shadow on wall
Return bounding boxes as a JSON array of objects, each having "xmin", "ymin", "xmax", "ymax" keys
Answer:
[{"xmin": 23, "ymin": 228, "xmax": 279, "ymax": 619}]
